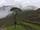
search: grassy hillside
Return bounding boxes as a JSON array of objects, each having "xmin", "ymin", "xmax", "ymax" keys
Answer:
[{"xmin": 0, "ymin": 9, "xmax": 40, "ymax": 30}]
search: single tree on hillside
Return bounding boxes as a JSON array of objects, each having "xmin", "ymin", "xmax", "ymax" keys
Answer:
[{"xmin": 10, "ymin": 7, "xmax": 22, "ymax": 28}]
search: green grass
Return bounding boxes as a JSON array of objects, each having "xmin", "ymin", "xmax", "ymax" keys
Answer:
[
  {"xmin": 3, "ymin": 22, "xmax": 40, "ymax": 30},
  {"xmin": 21, "ymin": 22, "xmax": 40, "ymax": 30},
  {"xmin": 4, "ymin": 25, "xmax": 26, "ymax": 30},
  {"xmin": 4, "ymin": 25, "xmax": 15, "ymax": 30}
]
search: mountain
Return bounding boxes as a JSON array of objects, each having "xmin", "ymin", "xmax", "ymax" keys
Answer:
[{"xmin": 31, "ymin": 8, "xmax": 40, "ymax": 24}]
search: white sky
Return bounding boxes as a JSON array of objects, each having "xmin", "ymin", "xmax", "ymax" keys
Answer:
[
  {"xmin": 0, "ymin": 0, "xmax": 40, "ymax": 19},
  {"xmin": 0, "ymin": 0, "xmax": 40, "ymax": 8},
  {"xmin": 0, "ymin": 6, "xmax": 13, "ymax": 19}
]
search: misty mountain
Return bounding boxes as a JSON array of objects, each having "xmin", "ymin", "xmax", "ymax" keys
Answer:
[{"xmin": 0, "ymin": 6, "xmax": 14, "ymax": 19}]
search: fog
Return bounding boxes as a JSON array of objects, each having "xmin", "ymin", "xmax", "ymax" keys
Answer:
[
  {"xmin": 0, "ymin": 6, "xmax": 14, "ymax": 19},
  {"xmin": 0, "ymin": 0, "xmax": 40, "ymax": 9},
  {"xmin": 0, "ymin": 0, "xmax": 40, "ymax": 19}
]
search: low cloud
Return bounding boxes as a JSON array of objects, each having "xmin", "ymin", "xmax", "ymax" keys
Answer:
[{"xmin": 0, "ymin": 0, "xmax": 40, "ymax": 9}]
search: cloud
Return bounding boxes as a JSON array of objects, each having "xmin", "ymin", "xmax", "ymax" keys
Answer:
[
  {"xmin": 0, "ymin": 0, "xmax": 40, "ymax": 9},
  {"xmin": 0, "ymin": 0, "xmax": 40, "ymax": 19}
]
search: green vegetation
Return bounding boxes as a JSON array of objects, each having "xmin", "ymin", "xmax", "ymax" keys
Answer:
[
  {"xmin": 4, "ymin": 22, "xmax": 40, "ymax": 30},
  {"xmin": 0, "ymin": 9, "xmax": 40, "ymax": 30}
]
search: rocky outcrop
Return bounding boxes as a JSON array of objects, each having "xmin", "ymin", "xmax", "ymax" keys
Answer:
[{"xmin": 27, "ymin": 8, "xmax": 40, "ymax": 24}]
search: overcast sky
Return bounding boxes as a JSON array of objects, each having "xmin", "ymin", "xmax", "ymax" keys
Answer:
[
  {"xmin": 0, "ymin": 0, "xmax": 40, "ymax": 19},
  {"xmin": 0, "ymin": 0, "xmax": 40, "ymax": 8}
]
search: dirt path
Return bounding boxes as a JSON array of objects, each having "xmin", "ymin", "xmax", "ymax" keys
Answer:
[
  {"xmin": 0, "ymin": 28, "xmax": 3, "ymax": 30},
  {"xmin": 0, "ymin": 28, "xmax": 5, "ymax": 30}
]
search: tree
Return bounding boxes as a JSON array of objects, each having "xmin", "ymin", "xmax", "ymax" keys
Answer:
[{"xmin": 10, "ymin": 7, "xmax": 22, "ymax": 28}]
